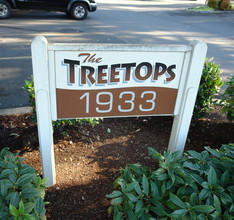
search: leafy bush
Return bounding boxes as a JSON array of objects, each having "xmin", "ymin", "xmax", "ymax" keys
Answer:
[
  {"xmin": 207, "ymin": 0, "xmax": 219, "ymax": 8},
  {"xmin": 220, "ymin": 0, "xmax": 231, "ymax": 10},
  {"xmin": 208, "ymin": 0, "xmax": 231, "ymax": 10},
  {"xmin": 24, "ymin": 77, "xmax": 36, "ymax": 123},
  {"xmin": 24, "ymin": 76, "xmax": 100, "ymax": 129},
  {"xmin": 220, "ymin": 75, "xmax": 234, "ymax": 121},
  {"xmin": 107, "ymin": 144, "xmax": 234, "ymax": 219},
  {"xmin": 193, "ymin": 58, "xmax": 223, "ymax": 119},
  {"xmin": 0, "ymin": 148, "xmax": 48, "ymax": 220}
]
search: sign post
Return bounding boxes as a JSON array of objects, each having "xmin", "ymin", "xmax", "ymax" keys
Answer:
[{"xmin": 31, "ymin": 36, "xmax": 207, "ymax": 186}]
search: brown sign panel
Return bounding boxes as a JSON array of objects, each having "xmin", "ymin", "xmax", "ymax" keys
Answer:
[{"xmin": 56, "ymin": 87, "xmax": 177, "ymax": 119}]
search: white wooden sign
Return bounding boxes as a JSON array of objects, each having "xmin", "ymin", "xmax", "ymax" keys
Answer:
[{"xmin": 31, "ymin": 36, "xmax": 207, "ymax": 186}]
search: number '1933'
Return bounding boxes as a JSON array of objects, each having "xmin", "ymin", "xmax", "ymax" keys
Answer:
[{"xmin": 80, "ymin": 91, "xmax": 156, "ymax": 114}]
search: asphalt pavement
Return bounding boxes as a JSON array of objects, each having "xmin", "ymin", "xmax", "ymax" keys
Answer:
[{"xmin": 0, "ymin": 0, "xmax": 233, "ymax": 114}]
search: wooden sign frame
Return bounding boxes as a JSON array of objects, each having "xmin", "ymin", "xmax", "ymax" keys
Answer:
[{"xmin": 31, "ymin": 36, "xmax": 207, "ymax": 186}]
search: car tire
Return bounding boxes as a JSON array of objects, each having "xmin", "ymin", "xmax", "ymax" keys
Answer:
[
  {"xmin": 0, "ymin": 0, "xmax": 12, "ymax": 19},
  {"xmin": 70, "ymin": 2, "xmax": 88, "ymax": 20}
]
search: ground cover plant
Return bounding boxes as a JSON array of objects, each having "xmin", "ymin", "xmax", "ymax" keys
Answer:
[
  {"xmin": 220, "ymin": 76, "xmax": 234, "ymax": 122},
  {"xmin": 0, "ymin": 148, "xmax": 48, "ymax": 220},
  {"xmin": 193, "ymin": 58, "xmax": 223, "ymax": 119},
  {"xmin": 107, "ymin": 144, "xmax": 234, "ymax": 219},
  {"xmin": 207, "ymin": 0, "xmax": 232, "ymax": 10}
]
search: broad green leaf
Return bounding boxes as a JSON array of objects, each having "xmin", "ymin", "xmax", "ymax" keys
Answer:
[
  {"xmin": 10, "ymin": 192, "xmax": 19, "ymax": 208},
  {"xmin": 220, "ymin": 192, "xmax": 233, "ymax": 205},
  {"xmin": 19, "ymin": 165, "xmax": 35, "ymax": 176},
  {"xmin": 10, "ymin": 204, "xmax": 19, "ymax": 217},
  {"xmin": 22, "ymin": 214, "xmax": 36, "ymax": 220},
  {"xmin": 170, "ymin": 209, "xmax": 187, "ymax": 218},
  {"xmin": 126, "ymin": 181, "xmax": 138, "ymax": 192},
  {"xmin": 209, "ymin": 210, "xmax": 221, "ymax": 219},
  {"xmin": 142, "ymin": 174, "xmax": 149, "ymax": 196},
  {"xmin": 220, "ymin": 170, "xmax": 230, "ymax": 187},
  {"xmin": 9, "ymin": 174, "xmax": 17, "ymax": 184},
  {"xmin": 213, "ymin": 184, "xmax": 224, "ymax": 193},
  {"xmin": 150, "ymin": 180, "xmax": 159, "ymax": 196},
  {"xmin": 201, "ymin": 151, "xmax": 209, "ymax": 160},
  {"xmin": 1, "ymin": 183, "xmax": 7, "ymax": 197},
  {"xmin": 106, "ymin": 191, "xmax": 122, "ymax": 198},
  {"xmin": 204, "ymin": 147, "xmax": 221, "ymax": 158},
  {"xmin": 165, "ymin": 152, "xmax": 172, "ymax": 164},
  {"xmin": 24, "ymin": 202, "xmax": 35, "ymax": 214},
  {"xmin": 17, "ymin": 174, "xmax": 33, "ymax": 187},
  {"xmin": 150, "ymin": 206, "xmax": 167, "ymax": 216},
  {"xmin": 19, "ymin": 200, "xmax": 25, "ymax": 215},
  {"xmin": 187, "ymin": 151, "xmax": 202, "ymax": 161},
  {"xmin": 190, "ymin": 192, "xmax": 197, "ymax": 205},
  {"xmin": 148, "ymin": 147, "xmax": 164, "ymax": 162},
  {"xmin": 135, "ymin": 200, "xmax": 143, "ymax": 213},
  {"xmin": 1, "ymin": 169, "xmax": 15, "ymax": 178},
  {"xmin": 134, "ymin": 182, "xmax": 142, "ymax": 197},
  {"xmin": 183, "ymin": 162, "xmax": 199, "ymax": 171},
  {"xmin": 127, "ymin": 210, "xmax": 135, "ymax": 220},
  {"xmin": 192, "ymin": 205, "xmax": 215, "ymax": 213},
  {"xmin": 168, "ymin": 170, "xmax": 176, "ymax": 184},
  {"xmin": 169, "ymin": 192, "xmax": 186, "ymax": 209},
  {"xmin": 161, "ymin": 181, "xmax": 166, "ymax": 195},
  {"xmin": 21, "ymin": 188, "xmax": 38, "ymax": 199},
  {"xmin": 208, "ymin": 167, "xmax": 217, "ymax": 185},
  {"xmin": 153, "ymin": 168, "xmax": 165, "ymax": 176},
  {"xmin": 111, "ymin": 197, "xmax": 124, "ymax": 205},
  {"xmin": 199, "ymin": 189, "xmax": 210, "ymax": 201},
  {"xmin": 124, "ymin": 167, "xmax": 131, "ymax": 182},
  {"xmin": 197, "ymin": 213, "xmax": 206, "ymax": 220},
  {"xmin": 190, "ymin": 173, "xmax": 205, "ymax": 185},
  {"xmin": 175, "ymin": 176, "xmax": 185, "ymax": 184},
  {"xmin": 115, "ymin": 211, "xmax": 123, "ymax": 220},
  {"xmin": 157, "ymin": 174, "xmax": 168, "ymax": 181},
  {"xmin": 34, "ymin": 197, "xmax": 44, "ymax": 214},
  {"xmin": 189, "ymin": 210, "xmax": 197, "ymax": 220},
  {"xmin": 213, "ymin": 195, "xmax": 221, "ymax": 213},
  {"xmin": 201, "ymin": 181, "xmax": 209, "ymax": 190},
  {"xmin": 129, "ymin": 164, "xmax": 142, "ymax": 175},
  {"xmin": 0, "ymin": 211, "xmax": 9, "ymax": 219},
  {"xmin": 229, "ymin": 203, "xmax": 234, "ymax": 212},
  {"xmin": 127, "ymin": 193, "xmax": 138, "ymax": 202}
]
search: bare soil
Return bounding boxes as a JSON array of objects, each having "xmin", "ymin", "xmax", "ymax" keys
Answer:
[{"xmin": 0, "ymin": 108, "xmax": 233, "ymax": 219}]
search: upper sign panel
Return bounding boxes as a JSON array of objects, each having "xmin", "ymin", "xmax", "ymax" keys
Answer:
[{"xmin": 52, "ymin": 46, "xmax": 189, "ymax": 119}]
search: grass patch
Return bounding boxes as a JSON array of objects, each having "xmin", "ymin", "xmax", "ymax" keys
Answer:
[{"xmin": 190, "ymin": 6, "xmax": 215, "ymax": 11}]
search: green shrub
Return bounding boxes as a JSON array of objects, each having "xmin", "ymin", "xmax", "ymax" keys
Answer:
[
  {"xmin": 107, "ymin": 144, "xmax": 234, "ymax": 219},
  {"xmin": 193, "ymin": 58, "xmax": 223, "ymax": 119},
  {"xmin": 220, "ymin": 76, "xmax": 234, "ymax": 121},
  {"xmin": 0, "ymin": 148, "xmax": 48, "ymax": 220},
  {"xmin": 24, "ymin": 76, "xmax": 100, "ymax": 129},
  {"xmin": 207, "ymin": 0, "xmax": 219, "ymax": 8},
  {"xmin": 24, "ymin": 77, "xmax": 36, "ymax": 123},
  {"xmin": 221, "ymin": 0, "xmax": 231, "ymax": 10}
]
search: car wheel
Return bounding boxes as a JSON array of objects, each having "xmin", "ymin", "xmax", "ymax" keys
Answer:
[
  {"xmin": 70, "ymin": 2, "xmax": 88, "ymax": 20},
  {"xmin": 0, "ymin": 0, "xmax": 12, "ymax": 19}
]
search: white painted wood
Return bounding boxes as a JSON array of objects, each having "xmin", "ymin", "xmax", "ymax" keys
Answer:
[
  {"xmin": 31, "ymin": 36, "xmax": 56, "ymax": 186},
  {"xmin": 48, "ymin": 50, "xmax": 57, "ymax": 121},
  {"xmin": 168, "ymin": 40, "xmax": 207, "ymax": 152},
  {"xmin": 173, "ymin": 51, "xmax": 191, "ymax": 115},
  {"xmin": 49, "ymin": 43, "xmax": 192, "ymax": 52}
]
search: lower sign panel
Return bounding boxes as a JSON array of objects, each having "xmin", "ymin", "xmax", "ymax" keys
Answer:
[{"xmin": 56, "ymin": 87, "xmax": 177, "ymax": 119}]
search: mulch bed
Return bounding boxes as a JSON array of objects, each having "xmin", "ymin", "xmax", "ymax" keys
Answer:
[{"xmin": 0, "ymin": 110, "xmax": 233, "ymax": 219}]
